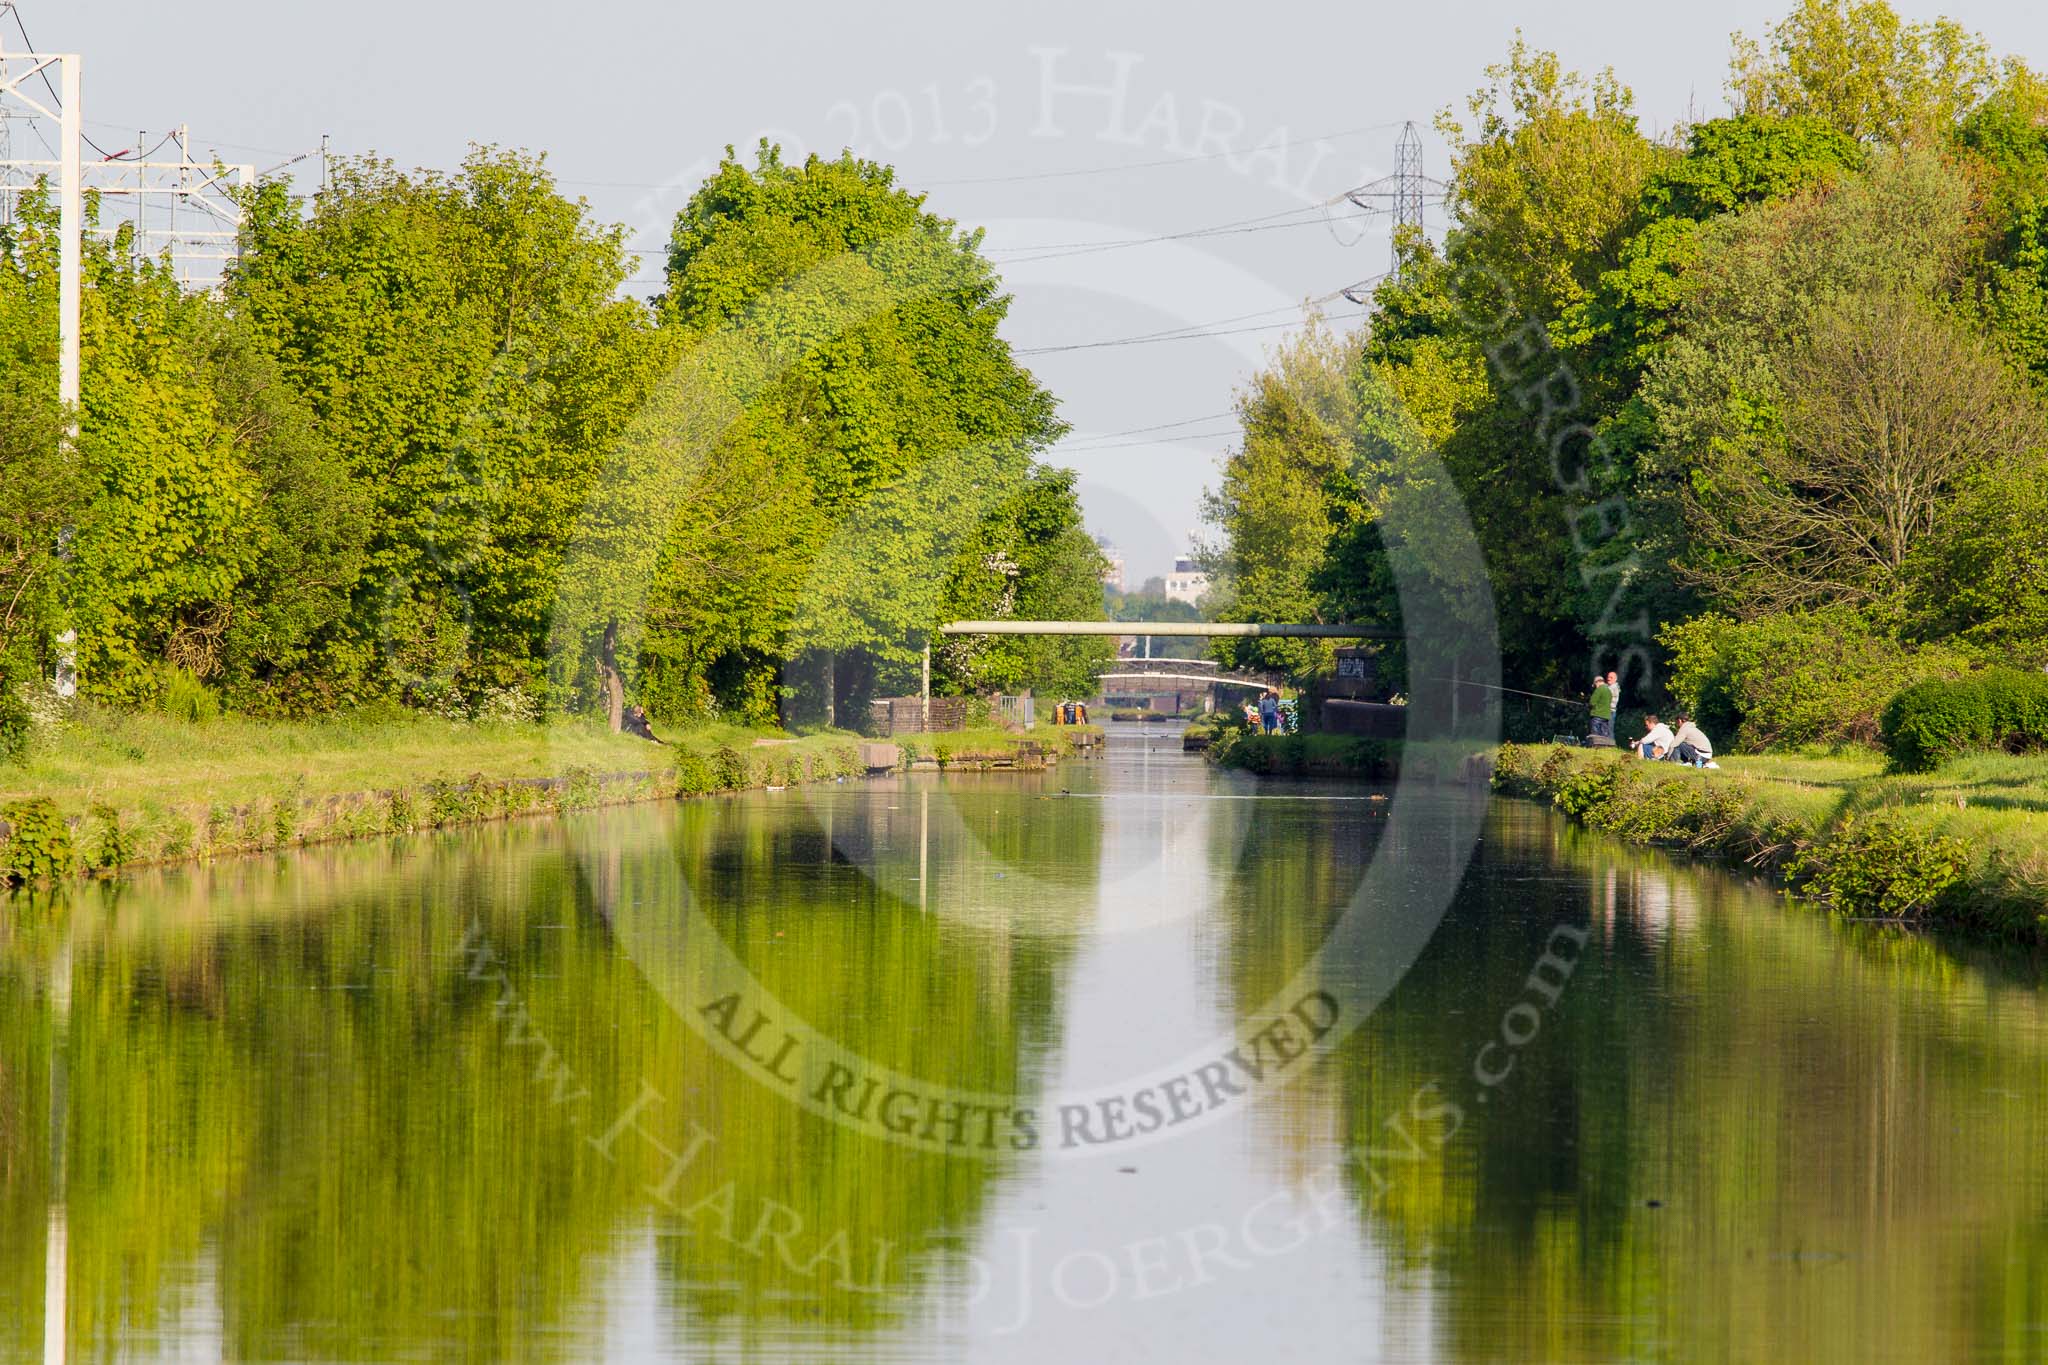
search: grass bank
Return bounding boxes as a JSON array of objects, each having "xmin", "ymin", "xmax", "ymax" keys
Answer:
[
  {"xmin": 0, "ymin": 706, "xmax": 1099, "ymax": 884},
  {"xmin": 1489, "ymin": 743, "xmax": 2048, "ymax": 942}
]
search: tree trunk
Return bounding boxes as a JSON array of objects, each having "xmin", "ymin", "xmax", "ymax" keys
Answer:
[
  {"xmin": 823, "ymin": 650, "xmax": 836, "ymax": 729},
  {"xmin": 601, "ymin": 617, "xmax": 624, "ymax": 734}
]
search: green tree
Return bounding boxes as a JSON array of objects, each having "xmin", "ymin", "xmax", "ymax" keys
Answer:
[
  {"xmin": 1437, "ymin": 37, "xmax": 1666, "ymax": 334},
  {"xmin": 1414, "ymin": 39, "xmax": 1664, "ymax": 698},
  {"xmin": 0, "ymin": 196, "xmax": 367, "ymax": 711},
  {"xmin": 0, "ymin": 201, "xmax": 84, "ymax": 676},
  {"xmin": 1201, "ymin": 321, "xmax": 1361, "ymax": 680},
  {"xmin": 568, "ymin": 144, "xmax": 1070, "ymax": 727},
  {"xmin": 1729, "ymin": 0, "xmax": 2000, "ymax": 144},
  {"xmin": 1641, "ymin": 148, "xmax": 1989, "ymax": 614},
  {"xmin": 227, "ymin": 148, "xmax": 656, "ymax": 710},
  {"xmin": 935, "ymin": 467, "xmax": 1112, "ymax": 698}
]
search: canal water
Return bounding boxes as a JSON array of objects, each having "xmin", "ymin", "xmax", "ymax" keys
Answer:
[{"xmin": 3, "ymin": 725, "xmax": 2046, "ymax": 1362}]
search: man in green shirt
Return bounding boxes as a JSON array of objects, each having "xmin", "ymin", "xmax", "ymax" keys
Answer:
[{"xmin": 1588, "ymin": 674, "xmax": 1615, "ymax": 743}]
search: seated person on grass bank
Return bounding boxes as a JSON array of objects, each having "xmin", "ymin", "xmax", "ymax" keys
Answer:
[
  {"xmin": 1637, "ymin": 714, "xmax": 1675, "ymax": 761},
  {"xmin": 1668, "ymin": 714, "xmax": 1719, "ymax": 769}
]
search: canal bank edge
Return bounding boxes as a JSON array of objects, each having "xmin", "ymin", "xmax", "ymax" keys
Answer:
[
  {"xmin": 1486, "ymin": 744, "xmax": 2048, "ymax": 942},
  {"xmin": 0, "ymin": 726, "xmax": 1103, "ymax": 887},
  {"xmin": 1211, "ymin": 733, "xmax": 2048, "ymax": 943}
]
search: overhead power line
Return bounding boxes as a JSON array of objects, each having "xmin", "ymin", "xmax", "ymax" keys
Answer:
[
  {"xmin": 1051, "ymin": 426, "xmax": 1239, "ymax": 452},
  {"xmin": 555, "ymin": 120, "xmax": 1411, "ymax": 192},
  {"xmin": 1015, "ymin": 317, "xmax": 1335, "ymax": 358},
  {"xmin": 1018, "ymin": 277, "xmax": 1381, "ymax": 357},
  {"xmin": 2, "ymin": 2, "xmax": 122, "ymax": 160},
  {"xmin": 990, "ymin": 203, "xmax": 1382, "ymax": 265},
  {"xmin": 1053, "ymin": 410, "xmax": 1235, "ymax": 443},
  {"xmin": 919, "ymin": 120, "xmax": 1408, "ymax": 186}
]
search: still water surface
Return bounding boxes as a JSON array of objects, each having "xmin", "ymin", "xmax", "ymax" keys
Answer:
[{"xmin": 3, "ymin": 726, "xmax": 2046, "ymax": 1361}]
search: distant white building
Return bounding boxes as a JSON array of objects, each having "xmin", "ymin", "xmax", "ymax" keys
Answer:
[
  {"xmin": 1095, "ymin": 536, "xmax": 1126, "ymax": 594},
  {"xmin": 1164, "ymin": 554, "xmax": 1209, "ymax": 606}
]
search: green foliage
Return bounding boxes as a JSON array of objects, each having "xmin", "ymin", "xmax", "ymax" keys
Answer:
[
  {"xmin": 0, "ymin": 796, "xmax": 74, "ymax": 883},
  {"xmin": 157, "ymin": 666, "xmax": 221, "ymax": 724},
  {"xmin": 0, "ymin": 220, "xmax": 87, "ymax": 669},
  {"xmin": 1488, "ymin": 740, "xmax": 1536, "ymax": 794},
  {"xmin": 1569, "ymin": 115, "xmax": 1863, "ymax": 386},
  {"xmin": 1662, "ymin": 607, "xmax": 1971, "ymax": 749},
  {"xmin": 933, "ymin": 467, "xmax": 1113, "ymax": 698},
  {"xmin": 230, "ymin": 149, "xmax": 655, "ymax": 710},
  {"xmin": 672, "ymin": 747, "xmax": 718, "ymax": 796},
  {"xmin": 0, "ymin": 656, "xmax": 30, "ymax": 766},
  {"xmin": 1728, "ymin": 0, "xmax": 1999, "ymax": 144},
  {"xmin": 1437, "ymin": 37, "xmax": 1665, "ymax": 329},
  {"xmin": 560, "ymin": 143, "xmax": 1076, "ymax": 728},
  {"xmin": 1880, "ymin": 669, "xmax": 2048, "ymax": 770},
  {"xmin": 1551, "ymin": 763, "xmax": 1620, "ymax": 819},
  {"xmin": 711, "ymin": 744, "xmax": 752, "ymax": 791},
  {"xmin": 1643, "ymin": 149, "xmax": 1988, "ymax": 615},
  {"xmin": 561, "ymin": 766, "xmax": 601, "ymax": 810},
  {"xmin": 1203, "ymin": 322, "xmax": 1364, "ymax": 682},
  {"xmin": 1789, "ymin": 814, "xmax": 1970, "ymax": 917},
  {"xmin": 83, "ymin": 802, "xmax": 130, "ymax": 872}
]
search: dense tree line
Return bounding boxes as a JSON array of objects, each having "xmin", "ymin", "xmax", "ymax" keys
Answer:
[
  {"xmin": 0, "ymin": 144, "xmax": 1107, "ymax": 743},
  {"xmin": 1207, "ymin": 0, "xmax": 2048, "ymax": 747}
]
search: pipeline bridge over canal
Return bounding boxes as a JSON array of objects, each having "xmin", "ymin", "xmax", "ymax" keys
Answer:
[{"xmin": 920, "ymin": 620, "xmax": 1400, "ymax": 717}]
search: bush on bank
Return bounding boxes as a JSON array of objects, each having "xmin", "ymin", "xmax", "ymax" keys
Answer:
[
  {"xmin": 1491, "ymin": 743, "xmax": 2043, "ymax": 941},
  {"xmin": 1880, "ymin": 669, "xmax": 2048, "ymax": 771},
  {"xmin": 1661, "ymin": 608, "xmax": 1971, "ymax": 751}
]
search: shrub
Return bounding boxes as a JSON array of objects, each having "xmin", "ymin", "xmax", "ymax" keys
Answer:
[
  {"xmin": 673, "ymin": 747, "xmax": 718, "ymax": 796},
  {"xmin": 1663, "ymin": 608, "xmax": 1969, "ymax": 750},
  {"xmin": 0, "ymin": 659, "xmax": 30, "ymax": 765},
  {"xmin": 158, "ymin": 665, "xmax": 221, "ymax": 723},
  {"xmin": 157, "ymin": 811, "xmax": 195, "ymax": 859},
  {"xmin": 1490, "ymin": 742, "xmax": 1534, "ymax": 795},
  {"xmin": 562, "ymin": 766, "xmax": 601, "ymax": 809},
  {"xmin": 1, "ymin": 797, "xmax": 75, "ymax": 883},
  {"xmin": 424, "ymin": 778, "xmax": 470, "ymax": 827},
  {"xmin": 1789, "ymin": 815, "xmax": 1969, "ymax": 918},
  {"xmin": 1880, "ymin": 669, "xmax": 2048, "ymax": 770},
  {"xmin": 204, "ymin": 804, "xmax": 237, "ymax": 854},
  {"xmin": 1551, "ymin": 764, "xmax": 1620, "ymax": 819},
  {"xmin": 85, "ymin": 802, "xmax": 132, "ymax": 871},
  {"xmin": 711, "ymin": 745, "xmax": 750, "ymax": 790},
  {"xmin": 1534, "ymin": 745, "xmax": 1576, "ymax": 793},
  {"xmin": 272, "ymin": 795, "xmax": 300, "ymax": 846}
]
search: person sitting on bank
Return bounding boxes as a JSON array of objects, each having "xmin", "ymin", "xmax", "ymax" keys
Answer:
[
  {"xmin": 1587, "ymin": 673, "xmax": 1616, "ymax": 742},
  {"xmin": 1637, "ymin": 713, "xmax": 1674, "ymax": 760},
  {"xmin": 1669, "ymin": 713, "xmax": 1718, "ymax": 768}
]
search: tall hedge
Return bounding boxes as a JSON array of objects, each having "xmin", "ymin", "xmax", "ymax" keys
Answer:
[{"xmin": 1880, "ymin": 669, "xmax": 2048, "ymax": 770}]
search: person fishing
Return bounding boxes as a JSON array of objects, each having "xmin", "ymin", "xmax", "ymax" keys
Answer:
[{"xmin": 1587, "ymin": 673, "xmax": 1616, "ymax": 743}]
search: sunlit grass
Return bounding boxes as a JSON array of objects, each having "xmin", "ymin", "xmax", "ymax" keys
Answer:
[
  {"xmin": 1530, "ymin": 741, "xmax": 2048, "ymax": 871},
  {"xmin": 1, "ymin": 703, "xmax": 780, "ymax": 818}
]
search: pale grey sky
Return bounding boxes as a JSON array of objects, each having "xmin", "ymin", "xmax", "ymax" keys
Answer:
[{"xmin": 34, "ymin": 1, "xmax": 2048, "ymax": 580}]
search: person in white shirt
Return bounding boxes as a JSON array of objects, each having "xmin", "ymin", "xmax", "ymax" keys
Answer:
[
  {"xmin": 1637, "ymin": 714, "xmax": 1675, "ymax": 760},
  {"xmin": 1670, "ymin": 715, "xmax": 1717, "ymax": 767}
]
